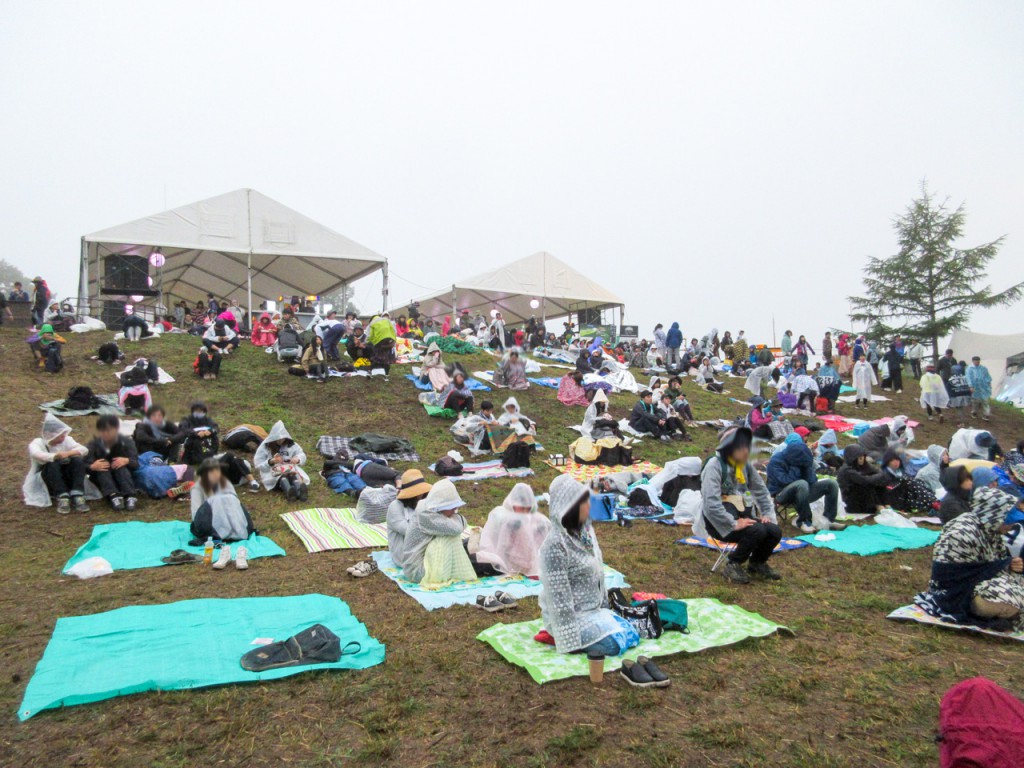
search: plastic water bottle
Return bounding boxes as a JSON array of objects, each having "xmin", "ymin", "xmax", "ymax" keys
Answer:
[{"xmin": 203, "ymin": 537, "xmax": 214, "ymax": 565}]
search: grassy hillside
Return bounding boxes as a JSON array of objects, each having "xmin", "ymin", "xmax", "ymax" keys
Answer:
[{"xmin": 1, "ymin": 329, "xmax": 1023, "ymax": 767}]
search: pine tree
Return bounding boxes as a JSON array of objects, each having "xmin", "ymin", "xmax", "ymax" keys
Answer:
[{"xmin": 849, "ymin": 184, "xmax": 1023, "ymax": 364}]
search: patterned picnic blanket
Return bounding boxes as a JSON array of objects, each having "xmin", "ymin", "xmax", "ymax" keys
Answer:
[
  {"xmin": 677, "ymin": 535, "xmax": 809, "ymax": 553},
  {"xmin": 40, "ymin": 393, "xmax": 123, "ymax": 417},
  {"xmin": 315, "ymin": 436, "xmax": 420, "ymax": 463},
  {"xmin": 428, "ymin": 459, "xmax": 534, "ymax": 482},
  {"xmin": 279, "ymin": 508, "xmax": 389, "ymax": 553},
  {"xmin": 477, "ymin": 598, "xmax": 789, "ymax": 684},
  {"xmin": 544, "ymin": 459, "xmax": 663, "ymax": 483},
  {"xmin": 887, "ymin": 604, "xmax": 1024, "ymax": 643}
]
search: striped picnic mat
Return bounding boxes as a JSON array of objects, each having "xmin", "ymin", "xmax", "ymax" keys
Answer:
[
  {"xmin": 543, "ymin": 459, "xmax": 662, "ymax": 482},
  {"xmin": 280, "ymin": 508, "xmax": 389, "ymax": 553}
]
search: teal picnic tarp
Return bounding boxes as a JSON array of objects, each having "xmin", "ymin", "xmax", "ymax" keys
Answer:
[
  {"xmin": 62, "ymin": 521, "xmax": 285, "ymax": 573},
  {"xmin": 18, "ymin": 594, "xmax": 385, "ymax": 720},
  {"xmin": 796, "ymin": 524, "xmax": 938, "ymax": 556}
]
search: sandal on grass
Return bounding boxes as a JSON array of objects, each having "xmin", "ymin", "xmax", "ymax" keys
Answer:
[{"xmin": 161, "ymin": 549, "xmax": 201, "ymax": 565}]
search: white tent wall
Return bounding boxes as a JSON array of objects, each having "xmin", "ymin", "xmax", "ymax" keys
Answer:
[
  {"xmin": 79, "ymin": 189, "xmax": 387, "ymax": 320},
  {"xmin": 947, "ymin": 329, "xmax": 1024, "ymax": 394},
  {"xmin": 406, "ymin": 251, "xmax": 625, "ymax": 328}
]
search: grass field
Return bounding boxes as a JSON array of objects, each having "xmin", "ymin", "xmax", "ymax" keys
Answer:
[{"xmin": 1, "ymin": 329, "xmax": 1023, "ymax": 767}]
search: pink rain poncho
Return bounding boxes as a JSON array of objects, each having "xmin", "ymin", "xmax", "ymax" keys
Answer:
[{"xmin": 475, "ymin": 483, "xmax": 551, "ymax": 576}]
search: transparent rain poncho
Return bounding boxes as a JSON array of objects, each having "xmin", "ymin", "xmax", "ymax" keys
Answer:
[
  {"xmin": 475, "ymin": 483, "xmax": 552, "ymax": 577},
  {"xmin": 538, "ymin": 475, "xmax": 621, "ymax": 653}
]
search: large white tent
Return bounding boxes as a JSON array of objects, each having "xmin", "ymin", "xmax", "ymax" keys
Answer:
[
  {"xmin": 408, "ymin": 251, "xmax": 625, "ymax": 327},
  {"xmin": 78, "ymin": 189, "xmax": 387, "ymax": 318},
  {"xmin": 948, "ymin": 328, "xmax": 1024, "ymax": 394}
]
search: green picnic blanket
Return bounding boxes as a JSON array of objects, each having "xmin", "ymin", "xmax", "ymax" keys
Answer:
[
  {"xmin": 422, "ymin": 402, "xmax": 458, "ymax": 419},
  {"xmin": 18, "ymin": 594, "xmax": 385, "ymax": 720},
  {"xmin": 62, "ymin": 521, "xmax": 286, "ymax": 573},
  {"xmin": 477, "ymin": 598, "xmax": 789, "ymax": 684},
  {"xmin": 796, "ymin": 524, "xmax": 939, "ymax": 556}
]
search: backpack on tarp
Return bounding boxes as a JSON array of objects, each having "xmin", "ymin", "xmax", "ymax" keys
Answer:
[
  {"xmin": 97, "ymin": 342, "xmax": 123, "ymax": 365},
  {"xmin": 938, "ymin": 677, "xmax": 1024, "ymax": 768},
  {"xmin": 65, "ymin": 385, "xmax": 100, "ymax": 411},
  {"xmin": 240, "ymin": 624, "xmax": 348, "ymax": 672},
  {"xmin": 119, "ymin": 362, "xmax": 149, "ymax": 387},
  {"xmin": 45, "ymin": 344, "xmax": 64, "ymax": 373},
  {"xmin": 501, "ymin": 441, "xmax": 532, "ymax": 469},
  {"xmin": 434, "ymin": 456, "xmax": 464, "ymax": 477}
]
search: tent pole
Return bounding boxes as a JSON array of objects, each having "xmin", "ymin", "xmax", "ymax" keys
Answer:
[
  {"xmin": 382, "ymin": 259, "xmax": 389, "ymax": 313},
  {"xmin": 451, "ymin": 285, "xmax": 456, "ymax": 326},
  {"xmin": 246, "ymin": 189, "xmax": 254, "ymax": 329}
]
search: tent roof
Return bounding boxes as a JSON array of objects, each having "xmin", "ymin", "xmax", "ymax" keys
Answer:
[
  {"xmin": 408, "ymin": 251, "xmax": 624, "ymax": 326},
  {"xmin": 948, "ymin": 328, "xmax": 1024, "ymax": 394},
  {"xmin": 80, "ymin": 189, "xmax": 385, "ymax": 305}
]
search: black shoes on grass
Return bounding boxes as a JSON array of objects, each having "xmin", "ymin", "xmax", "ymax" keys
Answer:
[
  {"xmin": 620, "ymin": 657, "xmax": 671, "ymax": 688},
  {"xmin": 748, "ymin": 561, "xmax": 782, "ymax": 581},
  {"xmin": 721, "ymin": 560, "xmax": 782, "ymax": 583},
  {"xmin": 721, "ymin": 561, "xmax": 750, "ymax": 584}
]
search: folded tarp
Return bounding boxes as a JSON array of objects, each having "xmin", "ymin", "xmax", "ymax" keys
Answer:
[
  {"xmin": 280, "ymin": 508, "xmax": 388, "ymax": 553},
  {"xmin": 18, "ymin": 594, "xmax": 385, "ymax": 720},
  {"xmin": 477, "ymin": 598, "xmax": 789, "ymax": 684},
  {"xmin": 887, "ymin": 604, "xmax": 1024, "ymax": 642},
  {"xmin": 370, "ymin": 551, "xmax": 626, "ymax": 611},
  {"xmin": 39, "ymin": 394, "xmax": 123, "ymax": 417},
  {"xmin": 796, "ymin": 524, "xmax": 938, "ymax": 556},
  {"xmin": 62, "ymin": 521, "xmax": 285, "ymax": 573}
]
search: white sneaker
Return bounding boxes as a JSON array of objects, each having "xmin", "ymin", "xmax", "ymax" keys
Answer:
[
  {"xmin": 213, "ymin": 546, "xmax": 232, "ymax": 570},
  {"xmin": 798, "ymin": 522, "xmax": 815, "ymax": 534},
  {"xmin": 249, "ymin": 480, "xmax": 260, "ymax": 493},
  {"xmin": 235, "ymin": 546, "xmax": 249, "ymax": 570}
]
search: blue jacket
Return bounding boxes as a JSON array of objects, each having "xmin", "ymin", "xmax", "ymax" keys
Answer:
[
  {"xmin": 665, "ymin": 322, "xmax": 682, "ymax": 349},
  {"xmin": 766, "ymin": 435, "xmax": 816, "ymax": 494}
]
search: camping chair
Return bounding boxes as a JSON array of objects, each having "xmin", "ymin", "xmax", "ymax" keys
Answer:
[{"xmin": 692, "ymin": 513, "xmax": 731, "ymax": 574}]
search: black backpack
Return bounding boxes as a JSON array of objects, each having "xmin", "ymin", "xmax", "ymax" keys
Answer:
[
  {"xmin": 501, "ymin": 441, "xmax": 532, "ymax": 469},
  {"xmin": 65, "ymin": 385, "xmax": 100, "ymax": 410},
  {"xmin": 120, "ymin": 363, "xmax": 149, "ymax": 387},
  {"xmin": 97, "ymin": 342, "xmax": 123, "ymax": 365},
  {"xmin": 434, "ymin": 456, "xmax": 464, "ymax": 477}
]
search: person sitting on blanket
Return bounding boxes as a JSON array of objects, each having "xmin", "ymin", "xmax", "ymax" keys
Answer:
[
  {"xmin": 949, "ymin": 428, "xmax": 1003, "ymax": 463},
  {"xmin": 557, "ymin": 370, "xmax": 591, "ymax": 407},
  {"xmin": 420, "ymin": 342, "xmax": 451, "ymax": 391},
  {"xmin": 493, "ymin": 347, "xmax": 529, "ymax": 391},
  {"xmin": 133, "ymin": 450, "xmax": 193, "ymax": 499},
  {"xmin": 748, "ymin": 397, "xmax": 778, "ymax": 439},
  {"xmin": 255, "ymin": 421, "xmax": 309, "ymax": 501},
  {"xmin": 301, "ymin": 334, "xmax": 329, "ymax": 383},
  {"xmin": 400, "ymin": 479, "xmax": 478, "ymax": 585},
  {"xmin": 435, "ymin": 372, "xmax": 475, "ymax": 414},
  {"xmin": 836, "ymin": 445, "xmax": 888, "ymax": 516},
  {"xmin": 915, "ymin": 444, "xmax": 949, "ymax": 493},
  {"xmin": 700, "ymin": 425, "xmax": 782, "ymax": 584},
  {"xmin": 497, "ymin": 397, "xmax": 536, "ymax": 437},
  {"xmin": 915, "ymin": 487, "xmax": 1024, "ymax": 631},
  {"xmin": 475, "ymin": 483, "xmax": 552, "ymax": 578},
  {"xmin": 176, "ymin": 402, "xmax": 220, "ymax": 465},
  {"xmin": 629, "ymin": 390, "xmax": 672, "ymax": 442},
  {"xmin": 189, "ymin": 457, "xmax": 256, "ymax": 545},
  {"xmin": 538, "ymin": 474, "xmax": 637, "ymax": 656},
  {"xmin": 86, "ymin": 414, "xmax": 140, "ymax": 512},
  {"xmin": 857, "ymin": 416, "xmax": 911, "ymax": 462},
  {"xmin": 880, "ymin": 449, "xmax": 939, "ymax": 516},
  {"xmin": 664, "ymin": 376, "xmax": 696, "ymax": 423},
  {"xmin": 250, "ymin": 312, "xmax": 278, "ymax": 347},
  {"xmin": 767, "ymin": 428, "xmax": 844, "ymax": 534},
  {"xmin": 657, "ymin": 393, "xmax": 690, "ymax": 441},
  {"xmin": 29, "ymin": 324, "xmax": 65, "ymax": 373},
  {"xmin": 695, "ymin": 357, "xmax": 725, "ymax": 393},
  {"xmin": 938, "ymin": 465, "xmax": 974, "ymax": 524},
  {"xmin": 24, "ymin": 413, "xmax": 90, "ymax": 513},
  {"xmin": 356, "ymin": 483, "xmax": 399, "ymax": 524},
  {"xmin": 387, "ymin": 470, "xmax": 432, "ymax": 569},
  {"xmin": 814, "ymin": 429, "xmax": 844, "ymax": 473},
  {"xmin": 133, "ymin": 405, "xmax": 184, "ymax": 462},
  {"xmin": 346, "ymin": 321, "xmax": 373, "ymax": 367}
]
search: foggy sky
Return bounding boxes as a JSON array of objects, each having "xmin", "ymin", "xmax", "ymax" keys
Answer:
[{"xmin": 2, "ymin": 1, "xmax": 1022, "ymax": 346}]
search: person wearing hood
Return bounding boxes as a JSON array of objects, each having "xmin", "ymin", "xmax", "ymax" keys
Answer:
[
  {"xmin": 24, "ymin": 414, "xmax": 90, "ymax": 513},
  {"xmin": 401, "ymin": 479, "xmax": 477, "ymax": 585},
  {"xmin": 837, "ymin": 445, "xmax": 889, "ymax": 516},
  {"xmin": 767, "ymin": 429, "xmax": 843, "ymax": 534},
  {"xmin": 695, "ymin": 357, "xmax": 725, "ymax": 393},
  {"xmin": 965, "ymin": 356, "xmax": 993, "ymax": 422},
  {"xmin": 176, "ymin": 402, "xmax": 220, "ymax": 465},
  {"xmin": 475, "ymin": 483, "xmax": 552, "ymax": 578},
  {"xmin": 780, "ymin": 331, "xmax": 794, "ymax": 358},
  {"xmin": 916, "ymin": 487, "xmax": 1024, "ymax": 630},
  {"xmin": 916, "ymin": 445, "xmax": 949, "ymax": 492},
  {"xmin": 386, "ymin": 470, "xmax": 432, "ymax": 568},
  {"xmin": 250, "ymin": 313, "xmax": 278, "ymax": 347},
  {"xmin": 748, "ymin": 397, "xmax": 778, "ymax": 438},
  {"xmin": 949, "ymin": 428, "xmax": 1002, "ymax": 463},
  {"xmin": 497, "ymin": 396, "xmax": 536, "ymax": 436},
  {"xmin": 664, "ymin": 322, "xmax": 683, "ymax": 369},
  {"xmin": 919, "ymin": 363, "xmax": 950, "ymax": 421},
  {"xmin": 29, "ymin": 323, "xmax": 65, "ymax": 373},
  {"xmin": 852, "ymin": 356, "xmax": 877, "ymax": 409},
  {"xmin": 254, "ymin": 421, "xmax": 309, "ymax": 501},
  {"xmin": 857, "ymin": 416, "xmax": 911, "ymax": 462},
  {"xmin": 880, "ymin": 450, "xmax": 938, "ymax": 515},
  {"xmin": 189, "ymin": 458, "xmax": 255, "ymax": 556},
  {"xmin": 133, "ymin": 405, "xmax": 184, "ymax": 461},
  {"xmin": 815, "ymin": 359, "xmax": 842, "ymax": 410},
  {"xmin": 495, "ymin": 347, "xmax": 528, "ymax": 391},
  {"xmin": 356, "ymin": 483, "xmax": 400, "ymax": 524},
  {"xmin": 700, "ymin": 425, "xmax": 781, "ymax": 584},
  {"xmin": 202, "ymin": 319, "xmax": 238, "ymax": 353},
  {"xmin": 815, "ymin": 429, "xmax": 844, "ymax": 473},
  {"xmin": 86, "ymin": 414, "xmax": 140, "ymax": 511},
  {"xmin": 420, "ymin": 342, "xmax": 451, "ymax": 391},
  {"xmin": 652, "ymin": 324, "xmax": 668, "ymax": 364},
  {"xmin": 539, "ymin": 474, "xmax": 638, "ymax": 656},
  {"xmin": 557, "ymin": 370, "xmax": 591, "ymax": 407},
  {"xmin": 573, "ymin": 389, "xmax": 632, "ymax": 465},
  {"xmin": 945, "ymin": 364, "xmax": 974, "ymax": 426}
]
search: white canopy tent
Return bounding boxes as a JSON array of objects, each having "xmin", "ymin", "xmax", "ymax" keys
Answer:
[
  {"xmin": 948, "ymin": 328, "xmax": 1024, "ymax": 394},
  {"xmin": 79, "ymin": 188, "xmax": 388, "ymax": 320},
  {"xmin": 407, "ymin": 251, "xmax": 625, "ymax": 329}
]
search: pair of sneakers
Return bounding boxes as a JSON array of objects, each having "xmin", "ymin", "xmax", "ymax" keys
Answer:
[
  {"xmin": 620, "ymin": 656, "xmax": 670, "ymax": 688},
  {"xmin": 347, "ymin": 560, "xmax": 378, "ymax": 578},
  {"xmin": 476, "ymin": 591, "xmax": 518, "ymax": 613},
  {"xmin": 284, "ymin": 483, "xmax": 309, "ymax": 502},
  {"xmin": 213, "ymin": 546, "xmax": 249, "ymax": 570},
  {"xmin": 721, "ymin": 560, "xmax": 782, "ymax": 584},
  {"xmin": 110, "ymin": 496, "xmax": 138, "ymax": 512},
  {"xmin": 56, "ymin": 495, "xmax": 89, "ymax": 514},
  {"xmin": 793, "ymin": 519, "xmax": 847, "ymax": 534}
]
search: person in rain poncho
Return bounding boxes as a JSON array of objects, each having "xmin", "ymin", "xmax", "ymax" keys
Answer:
[
  {"xmin": 966, "ymin": 356, "xmax": 993, "ymax": 422},
  {"xmin": 916, "ymin": 487, "xmax": 1024, "ymax": 630},
  {"xmin": 254, "ymin": 421, "xmax": 310, "ymax": 501},
  {"xmin": 420, "ymin": 342, "xmax": 451, "ymax": 391},
  {"xmin": 401, "ymin": 479, "xmax": 478, "ymax": 585},
  {"xmin": 652, "ymin": 324, "xmax": 668, "ymax": 363},
  {"xmin": 539, "ymin": 474, "xmax": 639, "ymax": 655},
  {"xmin": 367, "ymin": 314, "xmax": 398, "ymax": 373},
  {"xmin": 916, "ymin": 445, "xmax": 949, "ymax": 493},
  {"xmin": 494, "ymin": 347, "xmax": 529, "ymax": 391},
  {"xmin": 852, "ymin": 357, "xmax": 877, "ymax": 409},
  {"xmin": 949, "ymin": 428, "xmax": 1002, "ymax": 463},
  {"xmin": 23, "ymin": 414, "xmax": 91, "ymax": 513},
  {"xmin": 814, "ymin": 429, "xmax": 844, "ymax": 472},
  {"xmin": 857, "ymin": 415, "xmax": 912, "ymax": 462},
  {"xmin": 945, "ymin": 364, "xmax": 974, "ymax": 425},
  {"xmin": 489, "ymin": 312, "xmax": 507, "ymax": 351},
  {"xmin": 744, "ymin": 365, "xmax": 775, "ymax": 398},
  {"xmin": 557, "ymin": 370, "xmax": 591, "ymax": 407},
  {"xmin": 474, "ymin": 483, "xmax": 552, "ymax": 577},
  {"xmin": 919, "ymin": 363, "xmax": 950, "ymax": 422},
  {"xmin": 694, "ymin": 357, "xmax": 725, "ymax": 393},
  {"xmin": 190, "ymin": 457, "xmax": 255, "ymax": 543},
  {"xmin": 387, "ymin": 470, "xmax": 433, "ymax": 569},
  {"xmin": 789, "ymin": 369, "xmax": 820, "ymax": 413},
  {"xmin": 573, "ymin": 389, "xmax": 631, "ymax": 464},
  {"xmin": 497, "ymin": 396, "xmax": 536, "ymax": 436},
  {"xmin": 250, "ymin": 312, "xmax": 278, "ymax": 347}
]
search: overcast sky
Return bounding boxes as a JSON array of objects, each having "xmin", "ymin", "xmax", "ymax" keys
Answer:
[{"xmin": 2, "ymin": 1, "xmax": 1022, "ymax": 345}]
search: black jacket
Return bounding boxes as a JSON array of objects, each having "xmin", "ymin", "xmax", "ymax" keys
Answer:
[
  {"xmin": 938, "ymin": 465, "xmax": 972, "ymax": 524},
  {"xmin": 836, "ymin": 446, "xmax": 888, "ymax": 516},
  {"xmin": 86, "ymin": 436, "xmax": 139, "ymax": 471},
  {"xmin": 133, "ymin": 421, "xmax": 183, "ymax": 459},
  {"xmin": 176, "ymin": 415, "xmax": 220, "ymax": 464}
]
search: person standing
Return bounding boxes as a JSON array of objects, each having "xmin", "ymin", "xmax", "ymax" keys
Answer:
[
  {"xmin": 9, "ymin": 281, "xmax": 30, "ymax": 302},
  {"xmin": 821, "ymin": 331, "xmax": 833, "ymax": 363},
  {"xmin": 780, "ymin": 330, "xmax": 793, "ymax": 358},
  {"xmin": 966, "ymin": 356, "xmax": 993, "ymax": 422},
  {"xmin": 652, "ymin": 323, "xmax": 667, "ymax": 364},
  {"xmin": 905, "ymin": 339, "xmax": 926, "ymax": 379},
  {"xmin": 665, "ymin": 322, "xmax": 682, "ymax": 369},
  {"xmin": 882, "ymin": 342, "xmax": 904, "ymax": 393},
  {"xmin": 938, "ymin": 349, "xmax": 956, "ymax": 382},
  {"xmin": 30, "ymin": 276, "xmax": 50, "ymax": 327}
]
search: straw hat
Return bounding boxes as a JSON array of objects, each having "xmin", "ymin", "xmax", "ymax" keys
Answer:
[{"xmin": 397, "ymin": 469, "xmax": 432, "ymax": 501}]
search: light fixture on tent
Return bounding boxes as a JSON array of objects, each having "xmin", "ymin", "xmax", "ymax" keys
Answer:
[
  {"xmin": 530, "ymin": 299, "xmax": 540, "ymax": 309},
  {"xmin": 146, "ymin": 276, "xmax": 154, "ymax": 287},
  {"xmin": 124, "ymin": 304, "xmax": 134, "ymax": 314},
  {"xmin": 490, "ymin": 309, "xmax": 499, "ymax": 318},
  {"xmin": 148, "ymin": 251, "xmax": 165, "ymax": 268},
  {"xmin": 130, "ymin": 295, "xmax": 144, "ymax": 303}
]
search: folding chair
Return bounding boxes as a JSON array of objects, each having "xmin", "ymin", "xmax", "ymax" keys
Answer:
[{"xmin": 692, "ymin": 513, "xmax": 732, "ymax": 574}]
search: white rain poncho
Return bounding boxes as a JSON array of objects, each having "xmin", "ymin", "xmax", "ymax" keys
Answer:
[
  {"xmin": 916, "ymin": 444, "xmax": 947, "ymax": 492},
  {"xmin": 421, "ymin": 342, "xmax": 451, "ymax": 391},
  {"xmin": 254, "ymin": 421, "xmax": 309, "ymax": 490},
  {"xmin": 744, "ymin": 365, "xmax": 774, "ymax": 396},
  {"xmin": 853, "ymin": 359, "xmax": 877, "ymax": 400},
  {"xmin": 476, "ymin": 483, "xmax": 552, "ymax": 576},
  {"xmin": 948, "ymin": 428, "xmax": 996, "ymax": 462},
  {"xmin": 356, "ymin": 484, "xmax": 399, "ymax": 524},
  {"xmin": 629, "ymin": 457, "xmax": 702, "ymax": 507},
  {"xmin": 386, "ymin": 498, "xmax": 416, "ymax": 567},
  {"xmin": 538, "ymin": 475, "xmax": 621, "ymax": 653},
  {"xmin": 23, "ymin": 414, "xmax": 96, "ymax": 507},
  {"xmin": 401, "ymin": 480, "xmax": 475, "ymax": 584},
  {"xmin": 919, "ymin": 371, "xmax": 951, "ymax": 410},
  {"xmin": 581, "ymin": 390, "xmax": 615, "ymax": 440},
  {"xmin": 189, "ymin": 482, "xmax": 254, "ymax": 542},
  {"xmin": 497, "ymin": 397, "xmax": 536, "ymax": 436},
  {"xmin": 791, "ymin": 374, "xmax": 819, "ymax": 396}
]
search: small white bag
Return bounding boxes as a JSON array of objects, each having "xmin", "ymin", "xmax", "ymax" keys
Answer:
[{"xmin": 65, "ymin": 556, "xmax": 113, "ymax": 579}]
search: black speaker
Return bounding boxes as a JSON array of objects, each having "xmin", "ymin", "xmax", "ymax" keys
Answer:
[
  {"xmin": 101, "ymin": 300, "xmax": 127, "ymax": 328},
  {"xmin": 577, "ymin": 308, "xmax": 602, "ymax": 326},
  {"xmin": 104, "ymin": 255, "xmax": 149, "ymax": 292}
]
